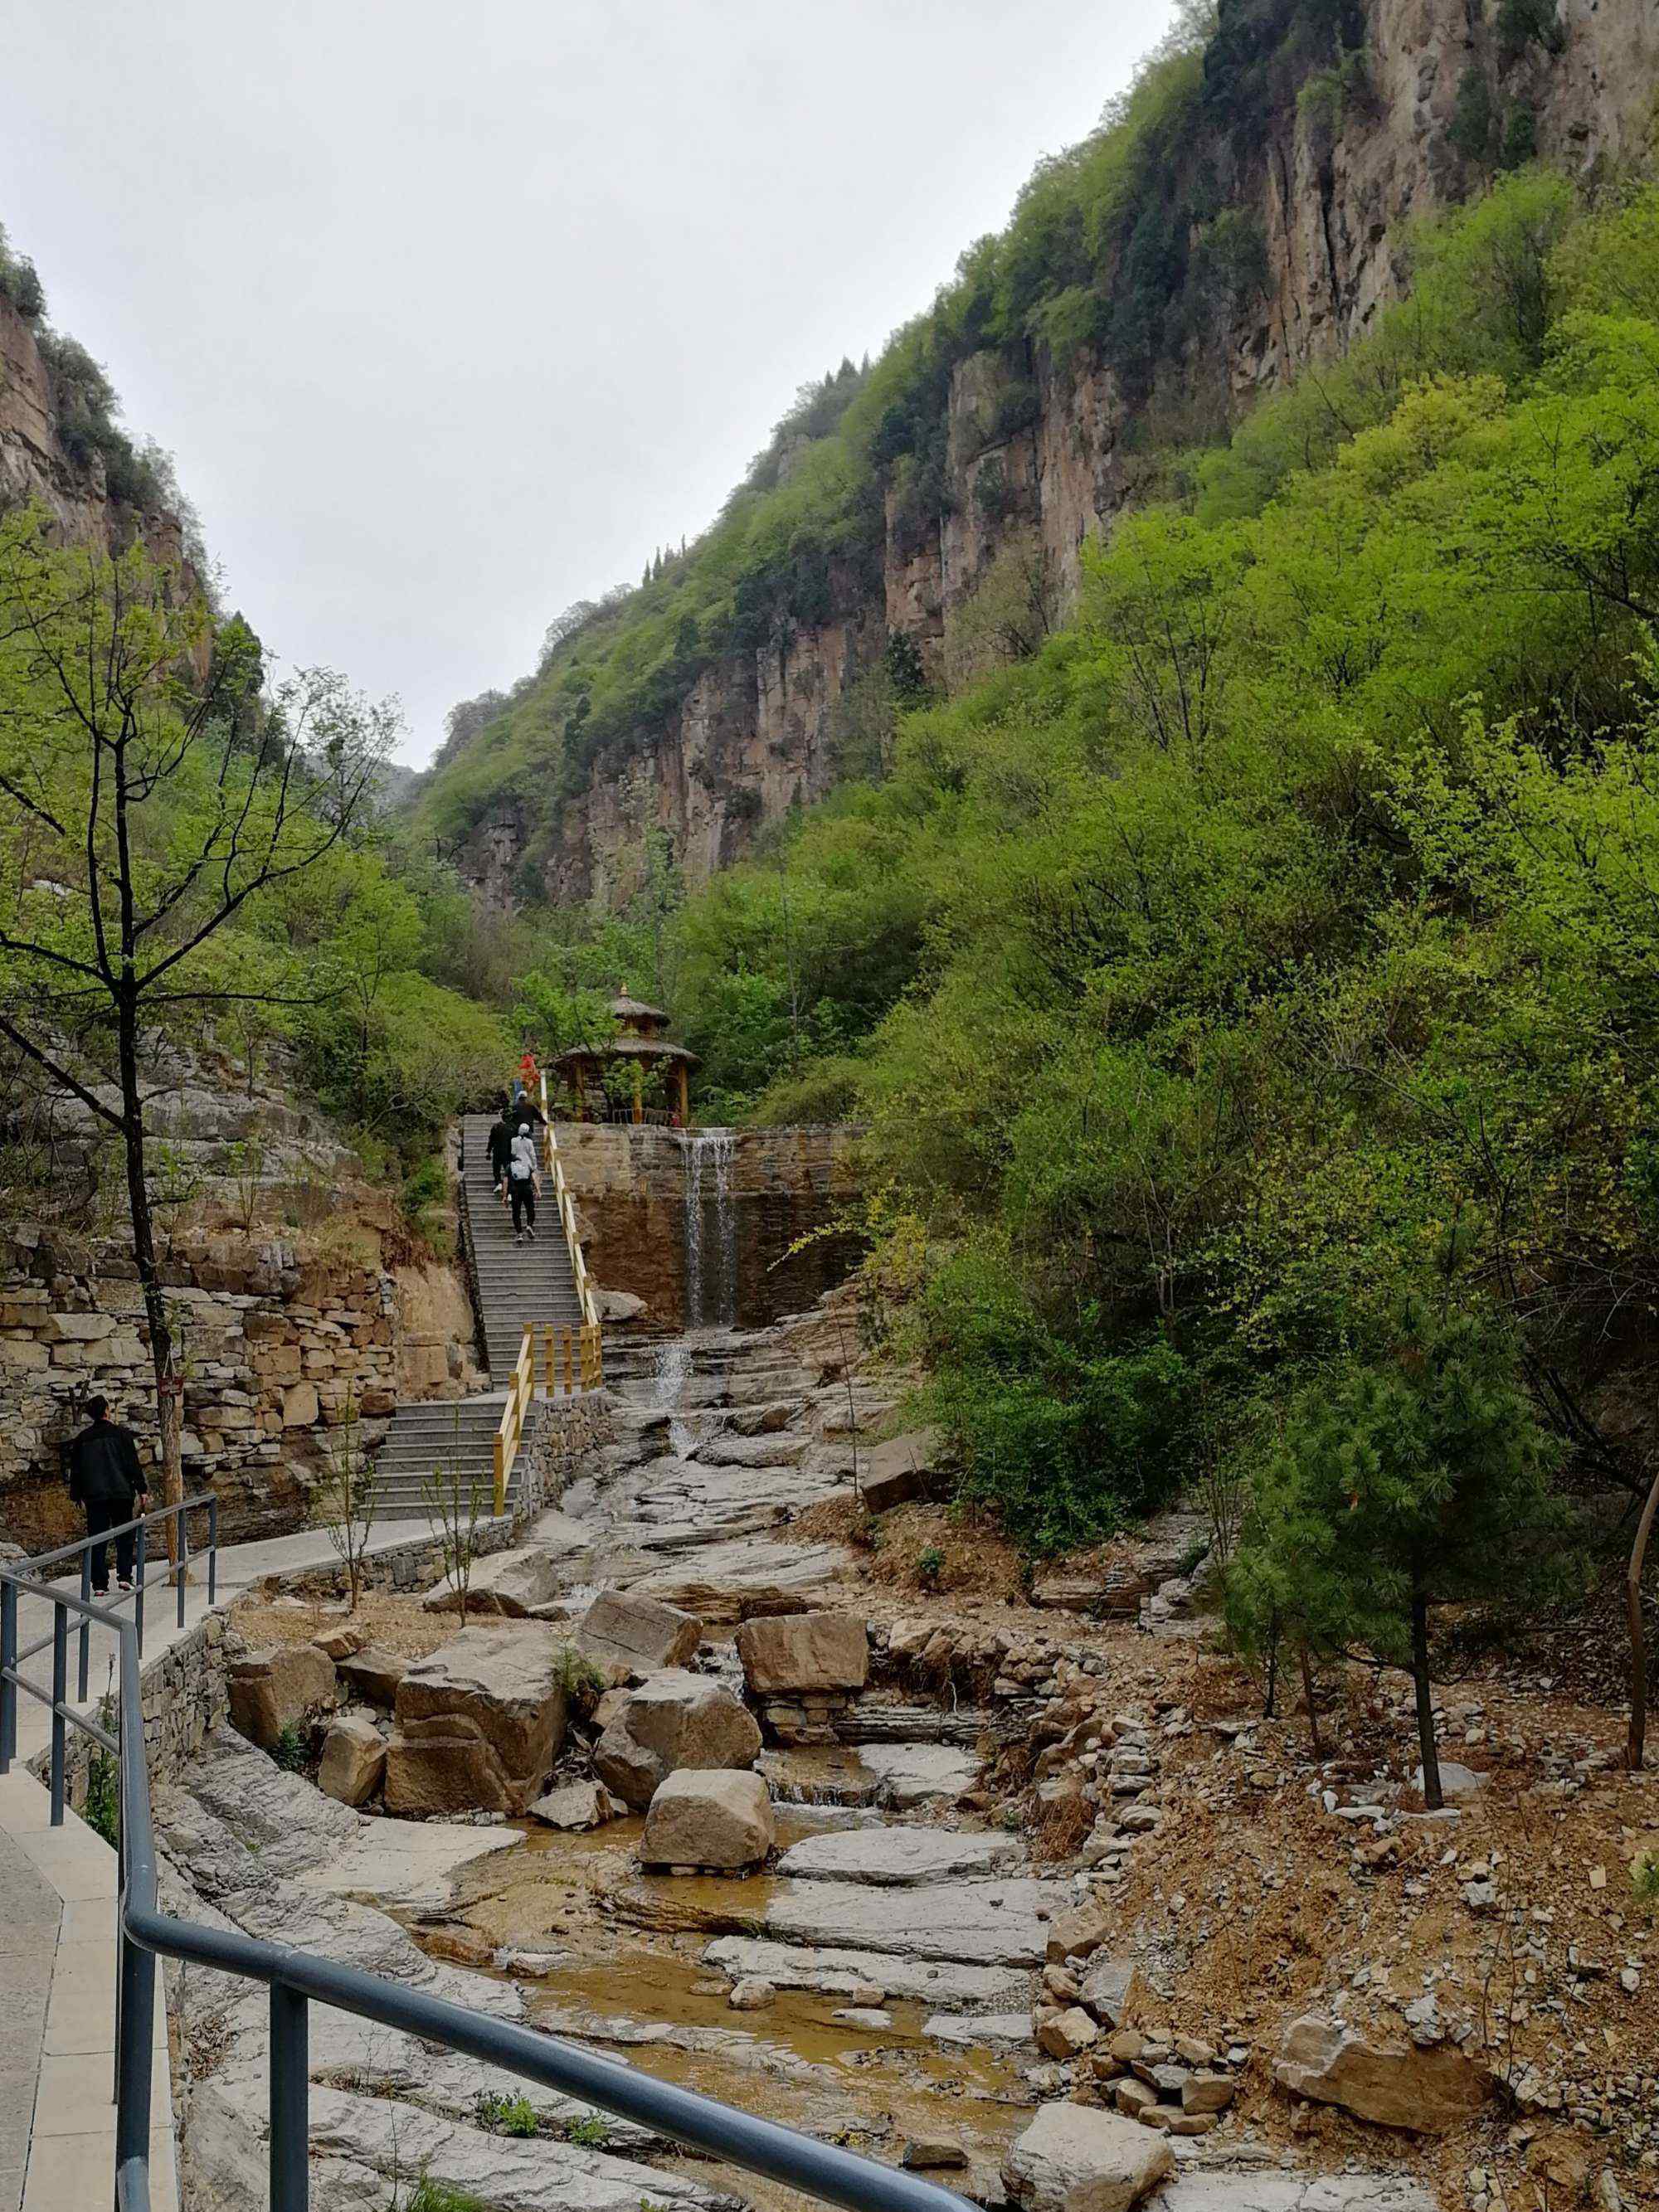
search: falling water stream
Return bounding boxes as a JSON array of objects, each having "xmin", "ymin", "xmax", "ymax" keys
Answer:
[{"xmin": 681, "ymin": 1127, "xmax": 737, "ymax": 1330}]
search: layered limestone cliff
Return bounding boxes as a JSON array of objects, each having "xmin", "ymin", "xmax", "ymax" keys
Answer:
[
  {"xmin": 451, "ymin": 0, "xmax": 1657, "ymax": 911},
  {"xmin": 0, "ymin": 288, "xmax": 192, "ymax": 563}
]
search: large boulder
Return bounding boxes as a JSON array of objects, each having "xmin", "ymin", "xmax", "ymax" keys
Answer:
[
  {"xmin": 392, "ymin": 1626, "xmax": 568, "ymax": 1813},
  {"xmin": 423, "ymin": 1546, "xmax": 564, "ymax": 1619},
  {"xmin": 227, "ymin": 1644, "xmax": 338, "ymax": 1751},
  {"xmin": 859, "ymin": 1428, "xmax": 940, "ymax": 1514},
  {"xmin": 577, "ymin": 1589, "xmax": 702, "ymax": 1680},
  {"xmin": 592, "ymin": 1669, "xmax": 762, "ymax": 1811},
  {"xmin": 337, "ymin": 1646, "xmax": 408, "ymax": 1708},
  {"xmin": 1004, "ymin": 2103, "xmax": 1173, "ymax": 2212},
  {"xmin": 317, "ymin": 1715, "xmax": 387, "ymax": 1807},
  {"xmin": 734, "ymin": 1610, "xmax": 868, "ymax": 1695},
  {"xmin": 382, "ymin": 1713, "xmax": 515, "ymax": 1816},
  {"xmin": 640, "ymin": 1770, "xmax": 775, "ymax": 1869},
  {"xmin": 1273, "ymin": 2012, "xmax": 1488, "ymax": 2133}
]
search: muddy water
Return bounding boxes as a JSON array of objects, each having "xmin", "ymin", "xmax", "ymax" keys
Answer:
[{"xmin": 427, "ymin": 1813, "xmax": 1034, "ymax": 2194}]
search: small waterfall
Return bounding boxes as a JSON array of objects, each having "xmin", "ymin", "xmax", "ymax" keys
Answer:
[
  {"xmin": 680, "ymin": 1129, "xmax": 737, "ymax": 1329},
  {"xmin": 652, "ymin": 1335, "xmax": 695, "ymax": 1458}
]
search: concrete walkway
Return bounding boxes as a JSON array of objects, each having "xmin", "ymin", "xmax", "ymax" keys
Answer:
[
  {"xmin": 0, "ymin": 1815, "xmax": 58, "ymax": 2212},
  {"xmin": 0, "ymin": 1513, "xmax": 439, "ymax": 2212}
]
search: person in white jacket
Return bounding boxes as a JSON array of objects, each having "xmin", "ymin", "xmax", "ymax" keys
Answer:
[{"xmin": 507, "ymin": 1122, "xmax": 540, "ymax": 1243}]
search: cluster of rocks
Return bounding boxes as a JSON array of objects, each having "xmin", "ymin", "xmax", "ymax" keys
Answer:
[
  {"xmin": 1030, "ymin": 1903, "xmax": 1243, "ymax": 2139},
  {"xmin": 226, "ymin": 1584, "xmax": 880, "ymax": 1880}
]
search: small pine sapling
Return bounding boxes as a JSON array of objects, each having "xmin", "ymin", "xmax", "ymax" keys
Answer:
[{"xmin": 1229, "ymin": 1304, "xmax": 1573, "ymax": 1806}]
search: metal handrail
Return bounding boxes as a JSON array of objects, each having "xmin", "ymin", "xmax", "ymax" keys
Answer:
[
  {"xmin": 0, "ymin": 1529, "xmax": 975, "ymax": 2212},
  {"xmin": 0, "ymin": 1494, "xmax": 216, "ymax": 1794}
]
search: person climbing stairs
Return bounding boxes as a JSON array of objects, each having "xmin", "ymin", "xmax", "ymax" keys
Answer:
[{"xmin": 460, "ymin": 1111, "xmax": 583, "ymax": 1378}]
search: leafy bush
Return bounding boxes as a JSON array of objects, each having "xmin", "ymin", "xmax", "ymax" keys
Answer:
[
  {"xmin": 83, "ymin": 1749, "xmax": 119, "ymax": 1849},
  {"xmin": 0, "ymin": 225, "xmax": 45, "ymax": 319},
  {"xmin": 1449, "ymin": 67, "xmax": 1496, "ymax": 163},
  {"xmin": 474, "ymin": 2091, "xmax": 540, "ymax": 2137},
  {"xmin": 1496, "ymin": 0, "xmax": 1564, "ymax": 65},
  {"xmin": 272, "ymin": 1723, "xmax": 309, "ymax": 1774},
  {"xmin": 1501, "ymin": 104, "xmax": 1539, "ymax": 169}
]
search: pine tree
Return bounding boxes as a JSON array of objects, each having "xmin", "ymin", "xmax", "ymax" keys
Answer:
[{"xmin": 1228, "ymin": 1305, "xmax": 1573, "ymax": 1806}]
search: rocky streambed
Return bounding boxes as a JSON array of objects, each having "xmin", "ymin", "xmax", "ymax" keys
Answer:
[{"xmin": 158, "ymin": 1318, "xmax": 1443, "ymax": 2212}]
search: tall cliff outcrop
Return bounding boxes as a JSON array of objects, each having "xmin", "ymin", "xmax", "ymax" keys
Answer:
[
  {"xmin": 0, "ymin": 255, "xmax": 194, "ymax": 566},
  {"xmin": 424, "ymin": 0, "xmax": 1659, "ymax": 912}
]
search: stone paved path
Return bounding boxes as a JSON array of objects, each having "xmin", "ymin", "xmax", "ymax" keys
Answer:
[{"xmin": 0, "ymin": 1513, "xmax": 437, "ymax": 2212}]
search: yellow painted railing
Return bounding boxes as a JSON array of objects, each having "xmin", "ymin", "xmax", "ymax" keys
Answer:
[
  {"xmin": 539, "ymin": 1071, "xmax": 601, "ymax": 1333},
  {"xmin": 493, "ymin": 1318, "xmax": 607, "ymax": 1513},
  {"xmin": 493, "ymin": 1325, "xmax": 536, "ymax": 1515}
]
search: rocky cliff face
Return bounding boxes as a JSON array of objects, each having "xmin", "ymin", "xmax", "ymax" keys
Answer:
[
  {"xmin": 460, "ymin": 0, "xmax": 1657, "ymax": 911},
  {"xmin": 0, "ymin": 289, "xmax": 192, "ymax": 564}
]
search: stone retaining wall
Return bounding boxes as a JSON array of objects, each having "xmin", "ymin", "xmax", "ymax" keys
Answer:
[
  {"xmin": 557, "ymin": 1123, "xmax": 863, "ymax": 1329},
  {"xmin": 44, "ymin": 1611, "xmax": 232, "ymax": 1816}
]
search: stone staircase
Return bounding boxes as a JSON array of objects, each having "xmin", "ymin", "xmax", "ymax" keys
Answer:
[
  {"xmin": 460, "ymin": 1111, "xmax": 583, "ymax": 1376},
  {"xmin": 366, "ymin": 1393, "xmax": 508, "ymax": 1518},
  {"xmin": 362, "ymin": 1114, "xmax": 589, "ymax": 1520}
]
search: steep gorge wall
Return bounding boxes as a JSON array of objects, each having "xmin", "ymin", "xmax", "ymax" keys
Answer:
[
  {"xmin": 466, "ymin": 0, "xmax": 1657, "ymax": 911},
  {"xmin": 0, "ymin": 291, "xmax": 191, "ymax": 564}
]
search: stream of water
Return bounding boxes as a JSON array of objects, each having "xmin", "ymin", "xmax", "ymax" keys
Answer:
[{"xmin": 681, "ymin": 1128, "xmax": 737, "ymax": 1330}]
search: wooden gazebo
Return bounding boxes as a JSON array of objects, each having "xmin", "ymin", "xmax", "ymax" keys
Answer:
[{"xmin": 550, "ymin": 987, "xmax": 699, "ymax": 1125}]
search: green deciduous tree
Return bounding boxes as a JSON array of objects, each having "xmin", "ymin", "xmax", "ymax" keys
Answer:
[{"xmin": 0, "ymin": 514, "xmax": 392, "ymax": 1534}]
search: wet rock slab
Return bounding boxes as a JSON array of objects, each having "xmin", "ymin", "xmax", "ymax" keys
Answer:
[
  {"xmin": 304, "ymin": 2085, "xmax": 735, "ymax": 2211},
  {"xmin": 777, "ymin": 1826, "xmax": 1023, "ymax": 1885},
  {"xmin": 761, "ymin": 1874, "xmax": 1067, "ymax": 1965},
  {"xmin": 1155, "ymin": 2180, "xmax": 1439, "ymax": 2212},
  {"xmin": 703, "ymin": 1934, "xmax": 1034, "ymax": 2010},
  {"xmin": 627, "ymin": 1538, "xmax": 854, "ymax": 1621}
]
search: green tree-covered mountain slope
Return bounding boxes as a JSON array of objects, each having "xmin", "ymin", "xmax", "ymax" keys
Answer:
[{"xmin": 415, "ymin": 0, "xmax": 1655, "ymax": 911}]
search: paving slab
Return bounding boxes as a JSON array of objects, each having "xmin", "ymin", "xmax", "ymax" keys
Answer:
[{"xmin": 0, "ymin": 1822, "xmax": 58, "ymax": 2212}]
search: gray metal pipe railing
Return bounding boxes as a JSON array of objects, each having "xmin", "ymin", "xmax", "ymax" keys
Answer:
[{"xmin": 2, "ymin": 1514, "xmax": 978, "ymax": 2212}]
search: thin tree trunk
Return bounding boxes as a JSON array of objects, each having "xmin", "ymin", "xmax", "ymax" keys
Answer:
[
  {"xmin": 118, "ymin": 992, "xmax": 182, "ymax": 1573},
  {"xmin": 1263, "ymin": 1607, "xmax": 1280, "ymax": 1718},
  {"xmin": 1626, "ymin": 1461, "xmax": 1659, "ymax": 1770},
  {"xmin": 1299, "ymin": 1641, "xmax": 1324, "ymax": 1757},
  {"xmin": 1411, "ymin": 1584, "xmax": 1442, "ymax": 1810}
]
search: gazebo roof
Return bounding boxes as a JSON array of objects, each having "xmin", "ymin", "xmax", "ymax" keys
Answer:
[
  {"xmin": 610, "ymin": 988, "xmax": 669, "ymax": 1023},
  {"xmin": 552, "ymin": 1035, "xmax": 700, "ymax": 1068}
]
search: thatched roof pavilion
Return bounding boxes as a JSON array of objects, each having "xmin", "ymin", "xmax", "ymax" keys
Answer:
[{"xmin": 550, "ymin": 986, "xmax": 698, "ymax": 1125}]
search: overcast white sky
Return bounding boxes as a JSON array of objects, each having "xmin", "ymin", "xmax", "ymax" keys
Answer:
[{"xmin": 5, "ymin": 1, "xmax": 1178, "ymax": 766}]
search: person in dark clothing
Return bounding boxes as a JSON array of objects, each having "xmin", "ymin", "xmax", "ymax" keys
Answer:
[
  {"xmin": 487, "ymin": 1104, "xmax": 516, "ymax": 1203},
  {"xmin": 66, "ymin": 1396, "xmax": 148, "ymax": 1595}
]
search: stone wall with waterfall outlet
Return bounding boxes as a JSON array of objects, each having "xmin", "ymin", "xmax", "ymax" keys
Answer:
[{"xmin": 556, "ymin": 1124, "xmax": 863, "ymax": 1330}]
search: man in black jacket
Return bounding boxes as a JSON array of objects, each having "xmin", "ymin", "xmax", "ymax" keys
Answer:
[
  {"xmin": 487, "ymin": 1101, "xmax": 517, "ymax": 1205},
  {"xmin": 66, "ymin": 1397, "xmax": 148, "ymax": 1595}
]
